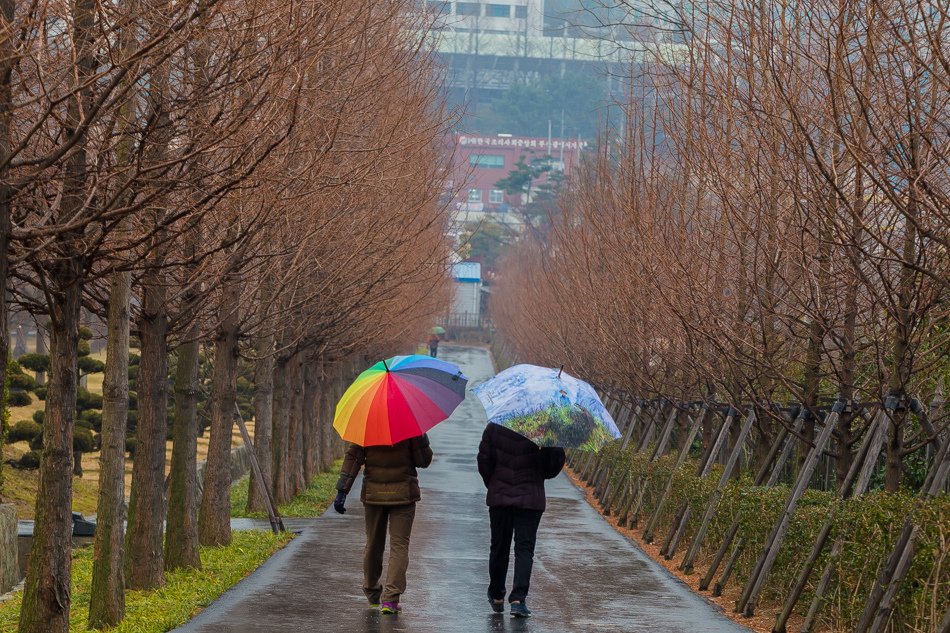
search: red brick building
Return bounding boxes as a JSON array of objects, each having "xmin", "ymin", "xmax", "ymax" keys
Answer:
[{"xmin": 445, "ymin": 133, "xmax": 588, "ymax": 215}]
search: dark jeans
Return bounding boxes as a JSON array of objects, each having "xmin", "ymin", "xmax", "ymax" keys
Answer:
[
  {"xmin": 364, "ymin": 503, "xmax": 416, "ymax": 604},
  {"xmin": 488, "ymin": 506, "xmax": 543, "ymax": 603},
  {"xmin": 428, "ymin": 344, "xmax": 438, "ymax": 357}
]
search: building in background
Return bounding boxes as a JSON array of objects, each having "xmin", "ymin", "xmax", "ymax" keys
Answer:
[
  {"xmin": 420, "ymin": 1, "xmax": 660, "ymax": 108},
  {"xmin": 446, "ymin": 132, "xmax": 587, "ymax": 227},
  {"xmin": 449, "ymin": 261, "xmax": 484, "ymax": 328}
]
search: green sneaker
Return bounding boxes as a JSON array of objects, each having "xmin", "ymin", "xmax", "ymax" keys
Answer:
[{"xmin": 380, "ymin": 602, "xmax": 401, "ymax": 614}]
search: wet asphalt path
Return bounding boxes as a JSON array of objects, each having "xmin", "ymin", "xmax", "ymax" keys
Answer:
[{"xmin": 175, "ymin": 345, "xmax": 747, "ymax": 633}]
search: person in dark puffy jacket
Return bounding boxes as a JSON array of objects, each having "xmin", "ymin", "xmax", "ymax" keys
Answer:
[
  {"xmin": 477, "ymin": 423, "xmax": 565, "ymax": 618},
  {"xmin": 334, "ymin": 434, "xmax": 433, "ymax": 614}
]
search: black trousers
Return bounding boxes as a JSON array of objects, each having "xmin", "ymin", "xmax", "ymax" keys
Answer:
[{"xmin": 488, "ymin": 506, "xmax": 543, "ymax": 603}]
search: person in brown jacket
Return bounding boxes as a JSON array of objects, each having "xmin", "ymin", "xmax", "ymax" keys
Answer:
[{"xmin": 334, "ymin": 433, "xmax": 433, "ymax": 614}]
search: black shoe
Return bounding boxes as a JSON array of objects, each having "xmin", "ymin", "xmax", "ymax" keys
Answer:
[
  {"xmin": 510, "ymin": 602, "xmax": 531, "ymax": 618},
  {"xmin": 489, "ymin": 598, "xmax": 504, "ymax": 613}
]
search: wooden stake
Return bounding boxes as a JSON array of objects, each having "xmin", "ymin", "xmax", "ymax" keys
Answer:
[{"xmin": 234, "ymin": 403, "xmax": 285, "ymax": 534}]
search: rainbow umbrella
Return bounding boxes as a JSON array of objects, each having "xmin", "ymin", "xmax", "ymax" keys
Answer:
[{"xmin": 334, "ymin": 355, "xmax": 468, "ymax": 446}]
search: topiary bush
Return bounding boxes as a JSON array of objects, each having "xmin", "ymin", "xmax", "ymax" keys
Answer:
[
  {"xmin": 76, "ymin": 387, "xmax": 103, "ymax": 411},
  {"xmin": 78, "ymin": 356, "xmax": 105, "ymax": 375},
  {"xmin": 7, "ymin": 391, "xmax": 32, "ymax": 407},
  {"xmin": 78, "ymin": 409, "xmax": 102, "ymax": 432},
  {"xmin": 7, "ymin": 420, "xmax": 42, "ymax": 444},
  {"xmin": 33, "ymin": 386, "xmax": 46, "ymax": 401},
  {"xmin": 74, "ymin": 428, "xmax": 95, "ymax": 453},
  {"xmin": 32, "ymin": 411, "xmax": 44, "ymax": 425},
  {"xmin": 7, "ymin": 372, "xmax": 37, "ymax": 392},
  {"xmin": 17, "ymin": 353, "xmax": 50, "ymax": 374},
  {"xmin": 16, "ymin": 450, "xmax": 40, "ymax": 469}
]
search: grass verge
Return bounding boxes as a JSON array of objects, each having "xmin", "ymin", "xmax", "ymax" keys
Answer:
[
  {"xmin": 231, "ymin": 458, "xmax": 342, "ymax": 519},
  {"xmin": 0, "ymin": 530, "xmax": 293, "ymax": 633},
  {"xmin": 1, "ymin": 443, "xmax": 99, "ymax": 520}
]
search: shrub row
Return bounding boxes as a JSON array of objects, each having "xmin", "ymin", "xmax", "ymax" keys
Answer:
[{"xmin": 597, "ymin": 444, "xmax": 949, "ymax": 632}]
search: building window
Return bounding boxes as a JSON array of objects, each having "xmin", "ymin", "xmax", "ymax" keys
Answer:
[
  {"xmin": 426, "ymin": 1, "xmax": 450, "ymax": 15},
  {"xmin": 469, "ymin": 154, "xmax": 505, "ymax": 168},
  {"xmin": 468, "ymin": 188, "xmax": 482, "ymax": 202},
  {"xmin": 514, "ymin": 5, "xmax": 527, "ymax": 18},
  {"xmin": 456, "ymin": 2, "xmax": 480, "ymax": 16},
  {"xmin": 489, "ymin": 189, "xmax": 505, "ymax": 203},
  {"xmin": 486, "ymin": 4, "xmax": 510, "ymax": 18}
]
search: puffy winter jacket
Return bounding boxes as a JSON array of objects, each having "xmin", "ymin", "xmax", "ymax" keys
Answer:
[
  {"xmin": 336, "ymin": 434, "xmax": 433, "ymax": 506},
  {"xmin": 477, "ymin": 424, "xmax": 565, "ymax": 511}
]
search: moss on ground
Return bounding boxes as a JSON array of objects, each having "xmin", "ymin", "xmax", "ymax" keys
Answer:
[
  {"xmin": 230, "ymin": 458, "xmax": 342, "ymax": 519},
  {"xmin": 0, "ymin": 530, "xmax": 292, "ymax": 632}
]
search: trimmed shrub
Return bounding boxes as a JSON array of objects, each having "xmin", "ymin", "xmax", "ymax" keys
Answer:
[
  {"xmin": 17, "ymin": 450, "xmax": 40, "ymax": 469},
  {"xmin": 79, "ymin": 326, "xmax": 94, "ymax": 340},
  {"xmin": 595, "ymin": 445, "xmax": 950, "ymax": 633},
  {"xmin": 33, "ymin": 386, "xmax": 47, "ymax": 401},
  {"xmin": 7, "ymin": 420, "xmax": 42, "ymax": 444},
  {"xmin": 7, "ymin": 372, "xmax": 37, "ymax": 392},
  {"xmin": 78, "ymin": 409, "xmax": 102, "ymax": 432},
  {"xmin": 74, "ymin": 428, "xmax": 95, "ymax": 453},
  {"xmin": 76, "ymin": 387, "xmax": 103, "ymax": 411},
  {"xmin": 78, "ymin": 356, "xmax": 105, "ymax": 375},
  {"xmin": 8, "ymin": 391, "xmax": 32, "ymax": 407},
  {"xmin": 32, "ymin": 411, "xmax": 44, "ymax": 425},
  {"xmin": 17, "ymin": 353, "xmax": 49, "ymax": 374},
  {"xmin": 78, "ymin": 339, "xmax": 91, "ymax": 357}
]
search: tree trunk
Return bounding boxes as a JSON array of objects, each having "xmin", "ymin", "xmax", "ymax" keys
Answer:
[
  {"xmin": 247, "ymin": 330, "xmax": 274, "ymax": 513},
  {"xmin": 198, "ymin": 280, "xmax": 240, "ymax": 547},
  {"xmin": 89, "ymin": 270, "xmax": 131, "ymax": 628},
  {"xmin": 0, "ymin": 0, "xmax": 11, "ymax": 489},
  {"xmin": 303, "ymin": 361, "xmax": 317, "ymax": 483},
  {"xmin": 32, "ymin": 319, "xmax": 46, "ymax": 384},
  {"xmin": 19, "ymin": 0, "xmax": 93, "ymax": 625},
  {"xmin": 125, "ymin": 278, "xmax": 169, "ymax": 589},
  {"xmin": 884, "ymin": 134, "xmax": 921, "ymax": 492},
  {"xmin": 317, "ymin": 361, "xmax": 333, "ymax": 472},
  {"xmin": 287, "ymin": 353, "xmax": 305, "ymax": 495},
  {"xmin": 19, "ymin": 274, "xmax": 81, "ymax": 633},
  {"xmin": 165, "ymin": 333, "xmax": 201, "ymax": 570},
  {"xmin": 271, "ymin": 357, "xmax": 290, "ymax": 504}
]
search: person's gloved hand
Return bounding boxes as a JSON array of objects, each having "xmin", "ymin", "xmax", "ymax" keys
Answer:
[{"xmin": 333, "ymin": 491, "xmax": 347, "ymax": 514}]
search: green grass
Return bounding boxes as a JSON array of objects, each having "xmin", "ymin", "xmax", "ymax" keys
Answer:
[
  {"xmin": 0, "ymin": 530, "xmax": 293, "ymax": 632},
  {"xmin": 230, "ymin": 458, "xmax": 342, "ymax": 519}
]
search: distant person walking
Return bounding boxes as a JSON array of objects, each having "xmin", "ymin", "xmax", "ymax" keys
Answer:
[
  {"xmin": 334, "ymin": 434, "xmax": 434, "ymax": 614},
  {"xmin": 477, "ymin": 423, "xmax": 565, "ymax": 618},
  {"xmin": 427, "ymin": 333, "xmax": 440, "ymax": 357}
]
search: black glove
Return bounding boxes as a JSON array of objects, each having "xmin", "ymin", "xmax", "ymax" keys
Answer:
[{"xmin": 333, "ymin": 491, "xmax": 347, "ymax": 514}]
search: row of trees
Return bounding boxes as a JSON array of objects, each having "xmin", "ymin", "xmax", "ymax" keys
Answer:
[
  {"xmin": 1, "ymin": 1, "xmax": 454, "ymax": 631},
  {"xmin": 494, "ymin": 0, "xmax": 948, "ymax": 489}
]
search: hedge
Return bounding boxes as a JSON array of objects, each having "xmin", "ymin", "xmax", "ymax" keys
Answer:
[{"xmin": 597, "ymin": 443, "xmax": 949, "ymax": 632}]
